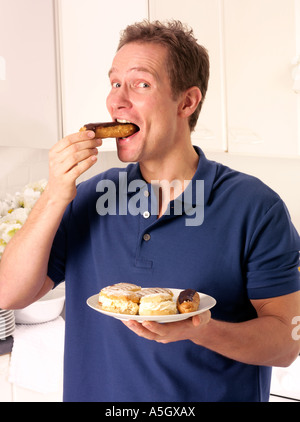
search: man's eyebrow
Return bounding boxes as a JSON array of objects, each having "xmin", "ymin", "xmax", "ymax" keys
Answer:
[
  {"xmin": 130, "ymin": 66, "xmax": 155, "ymax": 75},
  {"xmin": 108, "ymin": 66, "xmax": 158, "ymax": 78},
  {"xmin": 108, "ymin": 67, "xmax": 117, "ymax": 77}
]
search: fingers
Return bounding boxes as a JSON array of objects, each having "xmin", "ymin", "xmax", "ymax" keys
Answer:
[
  {"xmin": 50, "ymin": 131, "xmax": 102, "ymax": 174},
  {"xmin": 47, "ymin": 131, "xmax": 103, "ymax": 205},
  {"xmin": 122, "ymin": 320, "xmax": 159, "ymax": 341},
  {"xmin": 122, "ymin": 319, "xmax": 190, "ymax": 343},
  {"xmin": 52, "ymin": 131, "xmax": 101, "ymax": 161},
  {"xmin": 122, "ymin": 310, "xmax": 212, "ymax": 344},
  {"xmin": 192, "ymin": 310, "xmax": 211, "ymax": 327},
  {"xmin": 53, "ymin": 130, "xmax": 101, "ymax": 153}
]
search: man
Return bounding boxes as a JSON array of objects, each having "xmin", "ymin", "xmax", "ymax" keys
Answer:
[{"xmin": 0, "ymin": 21, "xmax": 299, "ymax": 402}]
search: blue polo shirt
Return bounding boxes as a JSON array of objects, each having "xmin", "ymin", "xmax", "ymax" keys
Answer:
[{"xmin": 48, "ymin": 147, "xmax": 300, "ymax": 402}]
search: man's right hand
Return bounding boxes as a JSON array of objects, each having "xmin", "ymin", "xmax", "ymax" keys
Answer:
[
  {"xmin": 46, "ymin": 130, "xmax": 102, "ymax": 206},
  {"xmin": 0, "ymin": 130, "xmax": 102, "ymax": 310}
]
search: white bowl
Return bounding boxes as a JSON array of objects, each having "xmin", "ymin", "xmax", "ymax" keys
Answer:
[{"xmin": 14, "ymin": 287, "xmax": 65, "ymax": 324}]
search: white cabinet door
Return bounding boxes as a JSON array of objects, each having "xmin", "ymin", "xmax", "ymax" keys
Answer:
[
  {"xmin": 0, "ymin": 0, "xmax": 61, "ymax": 149},
  {"xmin": 224, "ymin": 0, "xmax": 300, "ymax": 157},
  {"xmin": 58, "ymin": 0, "xmax": 148, "ymax": 151},
  {"xmin": 149, "ymin": 0, "xmax": 227, "ymax": 152},
  {"xmin": 150, "ymin": 0, "xmax": 300, "ymax": 157}
]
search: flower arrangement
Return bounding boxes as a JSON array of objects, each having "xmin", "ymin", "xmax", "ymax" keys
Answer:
[{"xmin": 0, "ymin": 180, "xmax": 47, "ymax": 260}]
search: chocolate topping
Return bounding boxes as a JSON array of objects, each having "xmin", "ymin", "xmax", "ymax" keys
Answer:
[
  {"xmin": 83, "ymin": 122, "xmax": 139, "ymax": 132},
  {"xmin": 83, "ymin": 122, "xmax": 124, "ymax": 131},
  {"xmin": 178, "ymin": 289, "xmax": 197, "ymax": 304}
]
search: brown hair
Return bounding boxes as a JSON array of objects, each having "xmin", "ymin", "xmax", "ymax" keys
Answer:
[{"xmin": 118, "ymin": 20, "xmax": 210, "ymax": 132}]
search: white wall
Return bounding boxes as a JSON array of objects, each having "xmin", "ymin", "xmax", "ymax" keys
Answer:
[{"xmin": 0, "ymin": 147, "xmax": 49, "ymax": 196}]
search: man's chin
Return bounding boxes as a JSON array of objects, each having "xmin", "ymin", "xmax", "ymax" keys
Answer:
[{"xmin": 116, "ymin": 147, "xmax": 138, "ymax": 164}]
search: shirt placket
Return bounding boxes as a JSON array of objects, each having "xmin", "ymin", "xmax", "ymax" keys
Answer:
[{"xmin": 134, "ymin": 183, "xmax": 157, "ymax": 271}]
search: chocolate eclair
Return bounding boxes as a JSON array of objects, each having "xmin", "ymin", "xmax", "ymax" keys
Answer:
[
  {"xmin": 177, "ymin": 289, "xmax": 200, "ymax": 313},
  {"xmin": 80, "ymin": 122, "xmax": 139, "ymax": 139}
]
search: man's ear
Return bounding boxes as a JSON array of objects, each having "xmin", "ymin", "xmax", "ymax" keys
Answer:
[{"xmin": 178, "ymin": 86, "xmax": 202, "ymax": 118}]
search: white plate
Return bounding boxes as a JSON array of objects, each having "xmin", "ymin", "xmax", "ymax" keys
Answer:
[
  {"xmin": 0, "ymin": 326, "xmax": 15, "ymax": 336},
  {"xmin": 0, "ymin": 313, "xmax": 14, "ymax": 323},
  {"xmin": 87, "ymin": 289, "xmax": 216, "ymax": 323},
  {"xmin": 0, "ymin": 328, "xmax": 15, "ymax": 339},
  {"xmin": 0, "ymin": 318, "xmax": 15, "ymax": 329},
  {"xmin": 0, "ymin": 318, "xmax": 15, "ymax": 332},
  {"xmin": 0, "ymin": 321, "xmax": 15, "ymax": 336},
  {"xmin": 0, "ymin": 317, "xmax": 14, "ymax": 329},
  {"xmin": 0, "ymin": 309, "xmax": 14, "ymax": 316}
]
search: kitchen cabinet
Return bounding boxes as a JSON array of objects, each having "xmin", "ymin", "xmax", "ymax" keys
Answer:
[
  {"xmin": 57, "ymin": 0, "xmax": 148, "ymax": 152},
  {"xmin": 224, "ymin": 0, "xmax": 300, "ymax": 157},
  {"xmin": 150, "ymin": 0, "xmax": 300, "ymax": 157},
  {"xmin": 149, "ymin": 0, "xmax": 227, "ymax": 152},
  {"xmin": 2, "ymin": 0, "xmax": 298, "ymax": 156},
  {"xmin": 0, "ymin": 0, "xmax": 61, "ymax": 149}
]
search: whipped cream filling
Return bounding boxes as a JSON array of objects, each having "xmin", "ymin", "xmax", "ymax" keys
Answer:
[
  {"xmin": 139, "ymin": 300, "xmax": 177, "ymax": 312},
  {"xmin": 99, "ymin": 296, "xmax": 137, "ymax": 312}
]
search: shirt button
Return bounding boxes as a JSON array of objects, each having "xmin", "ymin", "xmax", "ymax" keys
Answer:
[
  {"xmin": 143, "ymin": 233, "xmax": 151, "ymax": 242},
  {"xmin": 144, "ymin": 190, "xmax": 150, "ymax": 197},
  {"xmin": 143, "ymin": 211, "xmax": 151, "ymax": 219}
]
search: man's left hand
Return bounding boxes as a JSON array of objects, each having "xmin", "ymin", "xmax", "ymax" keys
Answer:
[{"xmin": 122, "ymin": 310, "xmax": 211, "ymax": 344}]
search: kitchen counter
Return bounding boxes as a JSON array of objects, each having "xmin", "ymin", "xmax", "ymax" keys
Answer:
[
  {"xmin": 0, "ymin": 336, "xmax": 13, "ymax": 356},
  {"xmin": 0, "ymin": 301, "xmax": 65, "ymax": 356}
]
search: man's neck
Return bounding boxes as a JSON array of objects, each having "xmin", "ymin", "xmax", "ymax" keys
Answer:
[{"xmin": 139, "ymin": 141, "xmax": 199, "ymax": 218}]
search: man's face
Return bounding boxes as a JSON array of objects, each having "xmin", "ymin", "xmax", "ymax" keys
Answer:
[{"xmin": 106, "ymin": 42, "xmax": 182, "ymax": 165}]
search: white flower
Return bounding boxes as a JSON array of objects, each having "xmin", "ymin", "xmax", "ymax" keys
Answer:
[
  {"xmin": 22, "ymin": 188, "xmax": 41, "ymax": 209},
  {"xmin": 25, "ymin": 179, "xmax": 47, "ymax": 193},
  {"xmin": 0, "ymin": 180, "xmax": 47, "ymax": 260},
  {"xmin": 0, "ymin": 221, "xmax": 22, "ymax": 244},
  {"xmin": 0, "ymin": 201, "xmax": 10, "ymax": 218}
]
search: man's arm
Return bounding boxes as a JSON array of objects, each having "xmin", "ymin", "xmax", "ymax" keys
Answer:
[
  {"xmin": 122, "ymin": 291, "xmax": 300, "ymax": 368},
  {"xmin": 0, "ymin": 130, "xmax": 101, "ymax": 310}
]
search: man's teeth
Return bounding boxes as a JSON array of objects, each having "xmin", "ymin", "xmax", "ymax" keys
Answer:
[{"xmin": 117, "ymin": 119, "xmax": 132, "ymax": 124}]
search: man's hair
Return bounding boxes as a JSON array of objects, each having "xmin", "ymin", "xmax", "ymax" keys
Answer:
[{"xmin": 118, "ymin": 20, "xmax": 210, "ymax": 132}]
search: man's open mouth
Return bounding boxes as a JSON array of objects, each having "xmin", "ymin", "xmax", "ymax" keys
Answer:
[{"xmin": 116, "ymin": 119, "xmax": 140, "ymax": 138}]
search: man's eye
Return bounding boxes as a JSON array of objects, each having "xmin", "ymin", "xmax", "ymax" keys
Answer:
[
  {"xmin": 137, "ymin": 82, "xmax": 150, "ymax": 88},
  {"xmin": 112, "ymin": 82, "xmax": 121, "ymax": 88}
]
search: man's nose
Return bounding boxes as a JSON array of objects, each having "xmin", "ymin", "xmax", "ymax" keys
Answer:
[{"xmin": 108, "ymin": 85, "xmax": 132, "ymax": 111}]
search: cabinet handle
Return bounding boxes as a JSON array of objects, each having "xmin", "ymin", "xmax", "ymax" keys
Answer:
[
  {"xmin": 292, "ymin": 55, "xmax": 300, "ymax": 94},
  {"xmin": 0, "ymin": 56, "xmax": 6, "ymax": 81}
]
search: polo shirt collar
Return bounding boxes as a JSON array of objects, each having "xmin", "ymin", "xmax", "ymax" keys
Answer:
[{"xmin": 190, "ymin": 146, "xmax": 218, "ymax": 207}]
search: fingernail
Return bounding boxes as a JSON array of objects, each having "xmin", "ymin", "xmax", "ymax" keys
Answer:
[{"xmin": 87, "ymin": 131, "xmax": 95, "ymax": 138}]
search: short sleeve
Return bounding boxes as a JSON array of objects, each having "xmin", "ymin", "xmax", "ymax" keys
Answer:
[
  {"xmin": 47, "ymin": 204, "xmax": 71, "ymax": 287},
  {"xmin": 246, "ymin": 199, "xmax": 300, "ymax": 299}
]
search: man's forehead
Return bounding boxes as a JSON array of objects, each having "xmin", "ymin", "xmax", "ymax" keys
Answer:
[{"xmin": 108, "ymin": 43, "xmax": 168, "ymax": 79}]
